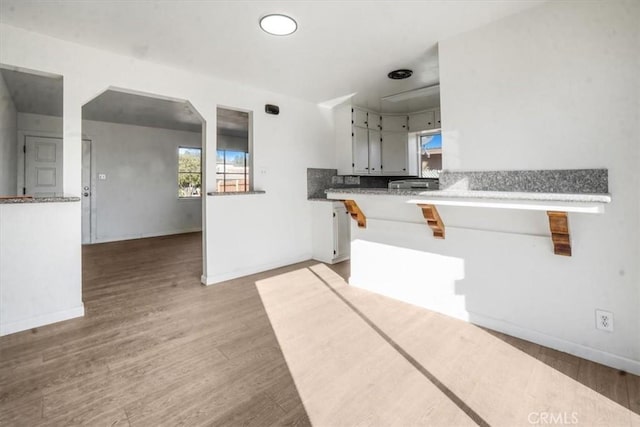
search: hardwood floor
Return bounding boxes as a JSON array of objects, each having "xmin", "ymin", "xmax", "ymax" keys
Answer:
[{"xmin": 0, "ymin": 232, "xmax": 638, "ymax": 426}]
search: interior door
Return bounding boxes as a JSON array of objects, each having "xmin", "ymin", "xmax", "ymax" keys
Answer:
[
  {"xmin": 24, "ymin": 135, "xmax": 63, "ymax": 197},
  {"xmin": 81, "ymin": 139, "xmax": 92, "ymax": 244}
]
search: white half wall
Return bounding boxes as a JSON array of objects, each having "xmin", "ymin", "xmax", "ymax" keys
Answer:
[
  {"xmin": 0, "ymin": 71, "xmax": 17, "ymax": 196},
  {"xmin": 0, "ymin": 202, "xmax": 84, "ymax": 335},
  {"xmin": 348, "ymin": 0, "xmax": 639, "ymax": 372}
]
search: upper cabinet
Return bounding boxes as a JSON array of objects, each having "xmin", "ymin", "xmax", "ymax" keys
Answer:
[
  {"xmin": 335, "ymin": 105, "xmax": 439, "ymax": 176},
  {"xmin": 353, "ymin": 109, "xmax": 381, "ymax": 130},
  {"xmin": 381, "ymin": 115, "xmax": 408, "ymax": 132},
  {"xmin": 353, "ymin": 109, "xmax": 368, "ymax": 128},
  {"xmin": 408, "ymin": 111, "xmax": 437, "ymax": 132},
  {"xmin": 367, "ymin": 113, "xmax": 381, "ymax": 131}
]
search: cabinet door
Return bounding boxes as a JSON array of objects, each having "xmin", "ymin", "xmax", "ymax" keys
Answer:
[
  {"xmin": 368, "ymin": 129, "xmax": 382, "ymax": 174},
  {"xmin": 367, "ymin": 113, "xmax": 381, "ymax": 130},
  {"xmin": 381, "ymin": 131, "xmax": 409, "ymax": 175},
  {"xmin": 408, "ymin": 111, "xmax": 436, "ymax": 132},
  {"xmin": 333, "ymin": 205, "xmax": 350, "ymax": 260},
  {"xmin": 381, "ymin": 115, "xmax": 408, "ymax": 132},
  {"xmin": 353, "ymin": 109, "xmax": 368, "ymax": 128},
  {"xmin": 353, "ymin": 126, "xmax": 369, "ymax": 174},
  {"xmin": 435, "ymin": 110, "xmax": 441, "ymax": 128}
]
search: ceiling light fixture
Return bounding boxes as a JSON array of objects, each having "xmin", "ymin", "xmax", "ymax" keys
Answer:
[
  {"xmin": 260, "ymin": 14, "xmax": 297, "ymax": 36},
  {"xmin": 387, "ymin": 69, "xmax": 413, "ymax": 80},
  {"xmin": 381, "ymin": 84, "xmax": 440, "ymax": 103}
]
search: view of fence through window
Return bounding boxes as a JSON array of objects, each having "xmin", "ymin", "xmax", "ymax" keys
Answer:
[
  {"xmin": 420, "ymin": 133, "xmax": 442, "ymax": 178},
  {"xmin": 216, "ymin": 150, "xmax": 249, "ymax": 192},
  {"xmin": 178, "ymin": 147, "xmax": 202, "ymax": 197}
]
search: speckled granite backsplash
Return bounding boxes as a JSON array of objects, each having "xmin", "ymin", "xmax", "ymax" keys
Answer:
[
  {"xmin": 307, "ymin": 168, "xmax": 411, "ymax": 199},
  {"xmin": 439, "ymin": 169, "xmax": 608, "ymax": 194}
]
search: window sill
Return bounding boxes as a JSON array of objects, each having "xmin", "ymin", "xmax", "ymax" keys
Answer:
[{"xmin": 207, "ymin": 191, "xmax": 266, "ymax": 196}]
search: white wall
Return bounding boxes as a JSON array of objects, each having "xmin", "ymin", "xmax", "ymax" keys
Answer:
[
  {"xmin": 0, "ymin": 23, "xmax": 334, "ymax": 333},
  {"xmin": 83, "ymin": 120, "xmax": 203, "ymax": 242},
  {"xmin": 0, "ymin": 202, "xmax": 84, "ymax": 335},
  {"xmin": 16, "ymin": 113, "xmax": 203, "ymax": 242},
  {"xmin": 0, "ymin": 71, "xmax": 17, "ymax": 195},
  {"xmin": 350, "ymin": 0, "xmax": 640, "ymax": 373}
]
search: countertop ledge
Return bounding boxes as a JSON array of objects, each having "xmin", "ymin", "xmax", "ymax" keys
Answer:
[
  {"xmin": 325, "ymin": 188, "xmax": 612, "ymax": 203},
  {"xmin": 207, "ymin": 191, "xmax": 266, "ymax": 196},
  {"xmin": 0, "ymin": 196, "xmax": 81, "ymax": 204}
]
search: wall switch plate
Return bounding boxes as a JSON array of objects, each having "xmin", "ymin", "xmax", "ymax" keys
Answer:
[
  {"xmin": 98, "ymin": 174, "xmax": 107, "ymax": 180},
  {"xmin": 595, "ymin": 309, "xmax": 614, "ymax": 332}
]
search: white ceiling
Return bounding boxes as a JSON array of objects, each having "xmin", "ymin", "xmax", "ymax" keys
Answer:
[
  {"xmin": 0, "ymin": 1, "xmax": 545, "ymax": 113},
  {"xmin": 83, "ymin": 90, "xmax": 203, "ymax": 133},
  {"xmin": 0, "ymin": 68, "xmax": 63, "ymax": 116},
  {"xmin": 0, "ymin": 69, "xmax": 249, "ymax": 134}
]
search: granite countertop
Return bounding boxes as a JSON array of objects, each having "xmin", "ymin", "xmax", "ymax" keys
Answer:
[
  {"xmin": 325, "ymin": 188, "xmax": 612, "ymax": 203},
  {"xmin": 0, "ymin": 196, "xmax": 81, "ymax": 204},
  {"xmin": 207, "ymin": 191, "xmax": 266, "ymax": 196}
]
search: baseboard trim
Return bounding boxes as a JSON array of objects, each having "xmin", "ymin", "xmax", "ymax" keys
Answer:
[
  {"xmin": 0, "ymin": 304, "xmax": 85, "ymax": 336},
  {"xmin": 202, "ymin": 254, "xmax": 312, "ymax": 285},
  {"xmin": 93, "ymin": 228, "xmax": 202, "ymax": 244},
  {"xmin": 467, "ymin": 312, "xmax": 640, "ymax": 376}
]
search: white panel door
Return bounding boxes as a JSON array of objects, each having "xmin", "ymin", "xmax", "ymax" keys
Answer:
[
  {"xmin": 353, "ymin": 126, "xmax": 369, "ymax": 174},
  {"xmin": 382, "ymin": 131, "xmax": 409, "ymax": 175},
  {"xmin": 81, "ymin": 139, "xmax": 92, "ymax": 244},
  {"xmin": 24, "ymin": 136, "xmax": 63, "ymax": 197}
]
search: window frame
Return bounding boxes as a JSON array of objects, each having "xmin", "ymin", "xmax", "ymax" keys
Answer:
[
  {"xmin": 417, "ymin": 130, "xmax": 442, "ymax": 178},
  {"xmin": 177, "ymin": 146, "xmax": 202, "ymax": 199},
  {"xmin": 215, "ymin": 149, "xmax": 250, "ymax": 193}
]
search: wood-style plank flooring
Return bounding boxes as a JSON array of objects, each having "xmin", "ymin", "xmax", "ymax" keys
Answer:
[{"xmin": 0, "ymin": 232, "xmax": 638, "ymax": 426}]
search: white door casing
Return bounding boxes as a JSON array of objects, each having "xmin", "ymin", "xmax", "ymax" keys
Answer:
[
  {"xmin": 81, "ymin": 139, "xmax": 92, "ymax": 244},
  {"xmin": 24, "ymin": 136, "xmax": 63, "ymax": 197}
]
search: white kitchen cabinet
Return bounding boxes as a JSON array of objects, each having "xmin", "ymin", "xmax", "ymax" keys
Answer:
[
  {"xmin": 381, "ymin": 131, "xmax": 409, "ymax": 175},
  {"xmin": 353, "ymin": 126, "xmax": 370, "ymax": 174},
  {"xmin": 353, "ymin": 109, "xmax": 368, "ymax": 128},
  {"xmin": 381, "ymin": 115, "xmax": 408, "ymax": 132},
  {"xmin": 352, "ymin": 126, "xmax": 382, "ymax": 175},
  {"xmin": 435, "ymin": 109, "xmax": 441, "ymax": 127},
  {"xmin": 408, "ymin": 111, "xmax": 436, "ymax": 132},
  {"xmin": 367, "ymin": 113, "xmax": 381, "ymax": 130},
  {"xmin": 311, "ymin": 201, "xmax": 350, "ymax": 264},
  {"xmin": 368, "ymin": 129, "xmax": 382, "ymax": 174}
]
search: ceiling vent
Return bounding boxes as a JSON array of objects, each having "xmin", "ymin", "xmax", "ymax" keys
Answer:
[{"xmin": 387, "ymin": 69, "xmax": 413, "ymax": 80}]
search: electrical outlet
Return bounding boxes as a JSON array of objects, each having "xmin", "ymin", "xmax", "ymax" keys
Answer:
[{"xmin": 595, "ymin": 310, "xmax": 614, "ymax": 332}]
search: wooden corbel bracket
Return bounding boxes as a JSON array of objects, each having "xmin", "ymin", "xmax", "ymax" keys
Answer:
[
  {"xmin": 418, "ymin": 204, "xmax": 445, "ymax": 239},
  {"xmin": 547, "ymin": 211, "xmax": 571, "ymax": 256},
  {"xmin": 343, "ymin": 200, "xmax": 367, "ymax": 228}
]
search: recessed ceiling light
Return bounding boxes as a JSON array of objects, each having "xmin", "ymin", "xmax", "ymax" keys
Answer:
[
  {"xmin": 388, "ymin": 69, "xmax": 413, "ymax": 80},
  {"xmin": 260, "ymin": 14, "xmax": 297, "ymax": 36}
]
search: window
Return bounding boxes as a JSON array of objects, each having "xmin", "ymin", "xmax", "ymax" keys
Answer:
[
  {"xmin": 216, "ymin": 107, "xmax": 251, "ymax": 193},
  {"xmin": 216, "ymin": 150, "xmax": 250, "ymax": 192},
  {"xmin": 419, "ymin": 133, "xmax": 442, "ymax": 178},
  {"xmin": 178, "ymin": 147, "xmax": 202, "ymax": 198}
]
